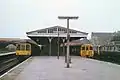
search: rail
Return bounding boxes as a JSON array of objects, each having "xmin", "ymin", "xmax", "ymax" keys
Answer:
[
  {"xmin": 0, "ymin": 52, "xmax": 15, "ymax": 56},
  {"xmin": 0, "ymin": 52, "xmax": 29, "ymax": 76}
]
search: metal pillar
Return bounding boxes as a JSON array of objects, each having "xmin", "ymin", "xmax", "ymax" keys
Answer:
[
  {"xmin": 66, "ymin": 19, "xmax": 70, "ymax": 68},
  {"xmin": 38, "ymin": 45, "xmax": 42, "ymax": 50},
  {"xmin": 48, "ymin": 38, "xmax": 52, "ymax": 56},
  {"xmin": 57, "ymin": 31, "xmax": 60, "ymax": 59},
  {"xmin": 62, "ymin": 38, "xmax": 65, "ymax": 56},
  {"xmin": 98, "ymin": 45, "xmax": 100, "ymax": 55},
  {"xmin": 62, "ymin": 38, "xmax": 66, "ymax": 62}
]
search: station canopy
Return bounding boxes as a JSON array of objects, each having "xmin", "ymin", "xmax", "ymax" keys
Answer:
[{"xmin": 26, "ymin": 26, "xmax": 88, "ymax": 45}]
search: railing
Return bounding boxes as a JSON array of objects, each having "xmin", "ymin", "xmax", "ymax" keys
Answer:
[{"xmin": 93, "ymin": 45, "xmax": 120, "ymax": 53}]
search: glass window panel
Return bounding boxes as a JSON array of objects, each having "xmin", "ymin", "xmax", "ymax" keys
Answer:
[
  {"xmin": 86, "ymin": 46, "xmax": 89, "ymax": 50},
  {"xmin": 90, "ymin": 46, "xmax": 93, "ymax": 50},
  {"xmin": 21, "ymin": 44, "xmax": 25, "ymax": 50},
  {"xmin": 26, "ymin": 45, "xmax": 30, "ymax": 50},
  {"xmin": 16, "ymin": 44, "xmax": 20, "ymax": 50},
  {"xmin": 82, "ymin": 46, "xmax": 85, "ymax": 50}
]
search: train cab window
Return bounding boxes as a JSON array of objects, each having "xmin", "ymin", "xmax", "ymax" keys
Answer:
[
  {"xmin": 90, "ymin": 46, "xmax": 93, "ymax": 50},
  {"xmin": 82, "ymin": 46, "xmax": 85, "ymax": 50},
  {"xmin": 86, "ymin": 46, "xmax": 89, "ymax": 50},
  {"xmin": 21, "ymin": 45, "xmax": 25, "ymax": 50},
  {"xmin": 16, "ymin": 44, "xmax": 20, "ymax": 50},
  {"xmin": 26, "ymin": 45, "xmax": 30, "ymax": 50}
]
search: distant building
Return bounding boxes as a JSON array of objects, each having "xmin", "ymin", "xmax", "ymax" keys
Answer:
[
  {"xmin": 91, "ymin": 32, "xmax": 113, "ymax": 46},
  {"xmin": 91, "ymin": 32, "xmax": 120, "ymax": 52}
]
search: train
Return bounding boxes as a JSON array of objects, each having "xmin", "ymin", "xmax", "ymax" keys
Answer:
[
  {"xmin": 80, "ymin": 44, "xmax": 94, "ymax": 57},
  {"xmin": 15, "ymin": 41, "xmax": 41, "ymax": 56},
  {"xmin": 15, "ymin": 42, "xmax": 41, "ymax": 61},
  {"xmin": 16, "ymin": 43, "xmax": 31, "ymax": 56},
  {"xmin": 15, "ymin": 42, "xmax": 95, "ymax": 58}
]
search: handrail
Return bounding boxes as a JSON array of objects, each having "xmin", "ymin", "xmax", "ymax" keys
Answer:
[{"xmin": 0, "ymin": 52, "xmax": 15, "ymax": 56}]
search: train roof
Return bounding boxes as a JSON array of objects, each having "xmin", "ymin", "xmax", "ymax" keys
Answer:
[{"xmin": 81, "ymin": 44, "xmax": 93, "ymax": 46}]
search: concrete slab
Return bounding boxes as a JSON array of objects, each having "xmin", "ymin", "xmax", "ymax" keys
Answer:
[{"xmin": 1, "ymin": 56, "xmax": 120, "ymax": 80}]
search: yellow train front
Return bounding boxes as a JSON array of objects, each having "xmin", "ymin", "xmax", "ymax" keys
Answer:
[
  {"xmin": 80, "ymin": 44, "xmax": 94, "ymax": 57},
  {"xmin": 16, "ymin": 43, "xmax": 31, "ymax": 55},
  {"xmin": 16, "ymin": 43, "xmax": 31, "ymax": 61}
]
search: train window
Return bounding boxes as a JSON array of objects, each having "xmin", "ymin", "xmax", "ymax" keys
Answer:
[
  {"xmin": 86, "ymin": 46, "xmax": 89, "ymax": 50},
  {"xmin": 21, "ymin": 44, "xmax": 25, "ymax": 50},
  {"xmin": 16, "ymin": 44, "xmax": 20, "ymax": 50},
  {"xmin": 90, "ymin": 46, "xmax": 93, "ymax": 50},
  {"xmin": 26, "ymin": 44, "xmax": 30, "ymax": 50},
  {"xmin": 82, "ymin": 46, "xmax": 85, "ymax": 50}
]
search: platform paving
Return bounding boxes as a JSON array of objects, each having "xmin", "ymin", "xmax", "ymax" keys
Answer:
[{"xmin": 1, "ymin": 56, "xmax": 120, "ymax": 80}]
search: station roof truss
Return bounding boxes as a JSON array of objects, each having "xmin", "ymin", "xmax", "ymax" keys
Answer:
[{"xmin": 26, "ymin": 26, "xmax": 88, "ymax": 38}]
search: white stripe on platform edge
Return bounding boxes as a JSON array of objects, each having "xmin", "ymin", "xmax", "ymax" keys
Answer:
[{"xmin": 0, "ymin": 57, "xmax": 31, "ymax": 78}]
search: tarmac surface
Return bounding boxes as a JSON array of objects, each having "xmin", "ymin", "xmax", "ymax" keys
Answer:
[{"xmin": 1, "ymin": 56, "xmax": 120, "ymax": 80}]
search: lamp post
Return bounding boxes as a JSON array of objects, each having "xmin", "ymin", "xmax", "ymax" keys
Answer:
[{"xmin": 58, "ymin": 16, "xmax": 79, "ymax": 68}]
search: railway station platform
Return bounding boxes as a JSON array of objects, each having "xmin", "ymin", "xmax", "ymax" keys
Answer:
[{"xmin": 1, "ymin": 56, "xmax": 120, "ymax": 80}]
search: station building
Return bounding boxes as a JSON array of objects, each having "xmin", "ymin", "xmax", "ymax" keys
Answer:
[{"xmin": 26, "ymin": 26, "xmax": 88, "ymax": 56}]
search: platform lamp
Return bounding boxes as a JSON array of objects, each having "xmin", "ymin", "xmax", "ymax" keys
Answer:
[{"xmin": 58, "ymin": 16, "xmax": 79, "ymax": 68}]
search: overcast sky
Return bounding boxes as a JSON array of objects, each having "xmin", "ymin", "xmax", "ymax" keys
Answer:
[{"xmin": 0, "ymin": 0, "xmax": 120, "ymax": 39}]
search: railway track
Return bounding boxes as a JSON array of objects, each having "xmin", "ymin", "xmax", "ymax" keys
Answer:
[
  {"xmin": 0, "ymin": 57, "xmax": 19, "ymax": 75},
  {"xmin": 0, "ymin": 52, "xmax": 30, "ymax": 76}
]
